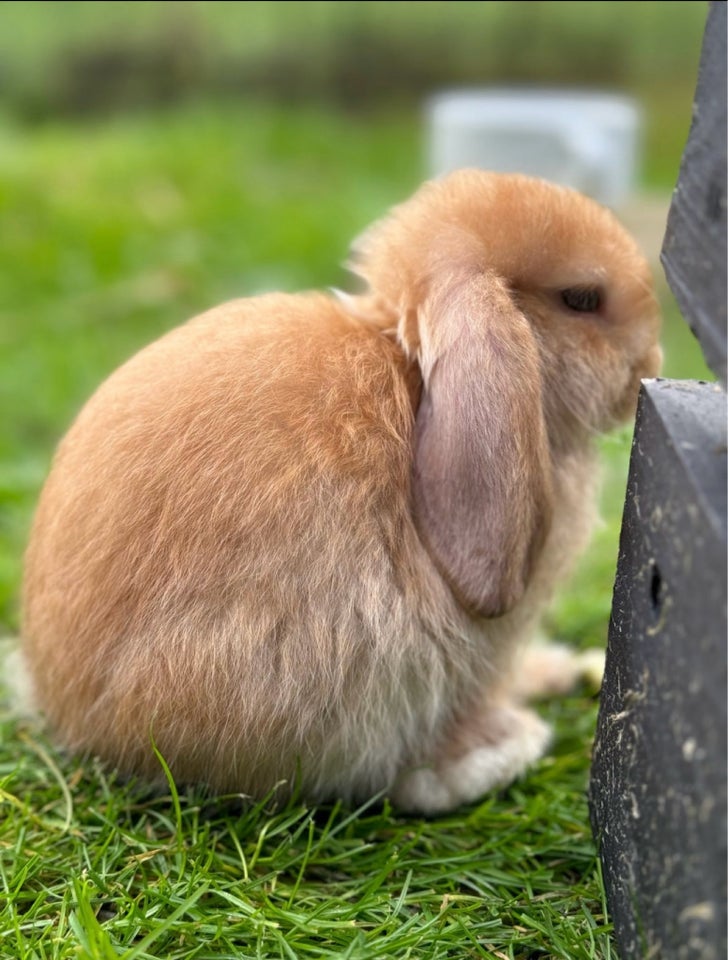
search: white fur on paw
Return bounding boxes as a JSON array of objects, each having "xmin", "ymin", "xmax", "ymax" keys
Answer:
[
  {"xmin": 1, "ymin": 643, "xmax": 37, "ymax": 718},
  {"xmin": 514, "ymin": 642, "xmax": 605, "ymax": 700},
  {"xmin": 390, "ymin": 766, "xmax": 455, "ymax": 816},
  {"xmin": 391, "ymin": 708, "xmax": 552, "ymax": 814},
  {"xmin": 574, "ymin": 649, "xmax": 606, "ymax": 690},
  {"xmin": 443, "ymin": 708, "xmax": 551, "ymax": 806}
]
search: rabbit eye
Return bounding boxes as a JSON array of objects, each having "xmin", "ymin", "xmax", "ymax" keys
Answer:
[{"xmin": 560, "ymin": 287, "xmax": 602, "ymax": 313}]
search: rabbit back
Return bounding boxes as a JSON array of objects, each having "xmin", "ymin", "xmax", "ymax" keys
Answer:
[{"xmin": 21, "ymin": 293, "xmax": 476, "ymax": 799}]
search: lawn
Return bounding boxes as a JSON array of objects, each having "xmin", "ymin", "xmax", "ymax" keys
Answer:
[{"xmin": 0, "ymin": 5, "xmax": 713, "ymax": 955}]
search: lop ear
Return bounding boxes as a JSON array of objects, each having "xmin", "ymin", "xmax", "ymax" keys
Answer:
[{"xmin": 411, "ymin": 272, "xmax": 553, "ymax": 618}]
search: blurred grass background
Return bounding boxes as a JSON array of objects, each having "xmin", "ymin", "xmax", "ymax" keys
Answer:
[{"xmin": 0, "ymin": 1, "xmax": 708, "ymax": 186}]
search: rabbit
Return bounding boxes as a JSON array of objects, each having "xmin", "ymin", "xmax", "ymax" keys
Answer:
[{"xmin": 20, "ymin": 170, "xmax": 662, "ymax": 814}]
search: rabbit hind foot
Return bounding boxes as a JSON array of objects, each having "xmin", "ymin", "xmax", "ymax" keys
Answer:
[{"xmin": 390, "ymin": 704, "xmax": 551, "ymax": 816}]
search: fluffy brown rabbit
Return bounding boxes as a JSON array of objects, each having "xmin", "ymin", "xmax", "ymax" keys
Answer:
[{"xmin": 20, "ymin": 170, "xmax": 661, "ymax": 813}]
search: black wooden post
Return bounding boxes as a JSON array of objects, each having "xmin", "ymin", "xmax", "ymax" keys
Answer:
[{"xmin": 590, "ymin": 3, "xmax": 727, "ymax": 959}]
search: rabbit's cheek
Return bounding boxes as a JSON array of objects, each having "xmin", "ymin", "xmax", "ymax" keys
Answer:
[
  {"xmin": 613, "ymin": 362, "xmax": 651, "ymax": 423},
  {"xmin": 642, "ymin": 343, "xmax": 664, "ymax": 380},
  {"xmin": 628, "ymin": 345, "xmax": 663, "ymax": 398}
]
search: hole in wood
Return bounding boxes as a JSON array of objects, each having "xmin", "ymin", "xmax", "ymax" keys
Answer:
[{"xmin": 650, "ymin": 562, "xmax": 665, "ymax": 613}]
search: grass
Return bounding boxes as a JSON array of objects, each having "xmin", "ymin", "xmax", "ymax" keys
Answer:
[
  {"xmin": 3, "ymin": 690, "xmax": 612, "ymax": 959},
  {"xmin": 0, "ymin": 94, "xmax": 712, "ymax": 959}
]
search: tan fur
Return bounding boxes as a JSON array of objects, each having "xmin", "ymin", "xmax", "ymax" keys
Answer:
[{"xmin": 20, "ymin": 171, "xmax": 661, "ymax": 810}]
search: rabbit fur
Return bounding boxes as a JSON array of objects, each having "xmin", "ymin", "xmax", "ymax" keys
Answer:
[{"xmin": 20, "ymin": 170, "xmax": 662, "ymax": 813}]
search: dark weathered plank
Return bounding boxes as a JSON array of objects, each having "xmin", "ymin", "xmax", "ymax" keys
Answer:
[
  {"xmin": 590, "ymin": 379, "xmax": 727, "ymax": 960},
  {"xmin": 661, "ymin": 0, "xmax": 727, "ymax": 385}
]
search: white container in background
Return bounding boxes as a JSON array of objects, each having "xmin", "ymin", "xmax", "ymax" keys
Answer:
[{"xmin": 427, "ymin": 89, "xmax": 641, "ymax": 208}]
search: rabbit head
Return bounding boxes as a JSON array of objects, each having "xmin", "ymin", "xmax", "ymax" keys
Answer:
[{"xmin": 350, "ymin": 170, "xmax": 662, "ymax": 618}]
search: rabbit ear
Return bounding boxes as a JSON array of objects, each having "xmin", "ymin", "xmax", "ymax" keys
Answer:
[{"xmin": 411, "ymin": 272, "xmax": 553, "ymax": 618}]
